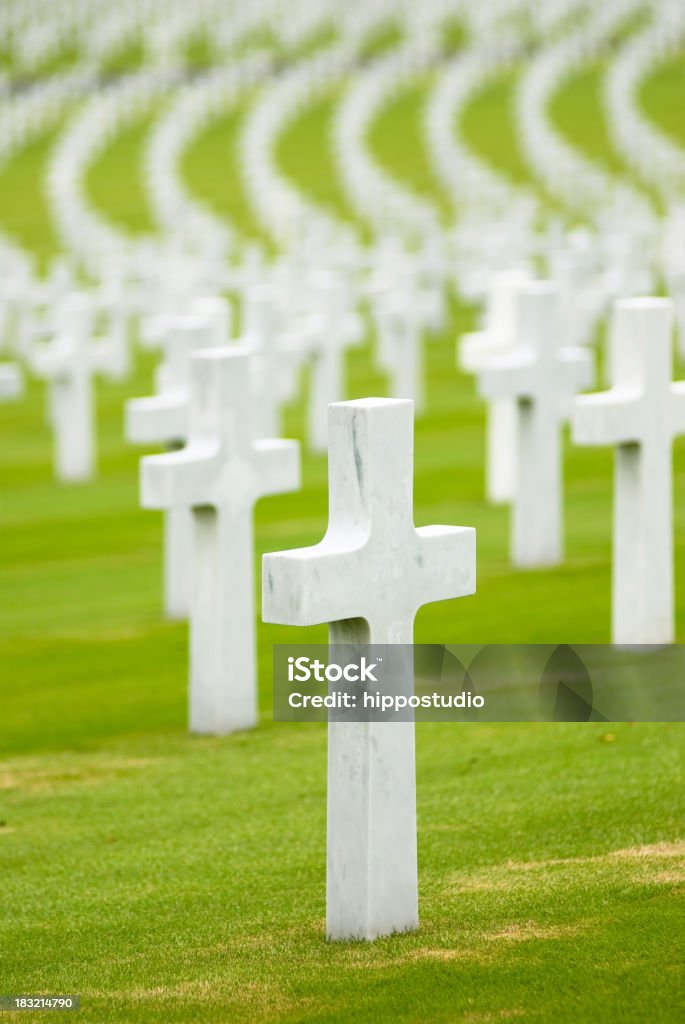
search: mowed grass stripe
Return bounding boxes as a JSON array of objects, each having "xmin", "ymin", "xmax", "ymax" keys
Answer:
[
  {"xmin": 639, "ymin": 51, "xmax": 685, "ymax": 149},
  {"xmin": 459, "ymin": 66, "xmax": 536, "ymax": 187},
  {"xmin": 366, "ymin": 71, "xmax": 452, "ymax": 218},
  {"xmin": 85, "ymin": 109, "xmax": 160, "ymax": 234},
  {"xmin": 181, "ymin": 97, "xmax": 272, "ymax": 246},
  {"xmin": 0, "ymin": 124, "xmax": 65, "ymax": 264}
]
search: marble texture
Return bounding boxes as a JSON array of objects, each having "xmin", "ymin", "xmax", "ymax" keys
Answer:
[
  {"xmin": 262, "ymin": 398, "xmax": 476, "ymax": 941},
  {"xmin": 573, "ymin": 298, "xmax": 685, "ymax": 644},
  {"xmin": 479, "ymin": 282, "xmax": 593, "ymax": 567},
  {"xmin": 142, "ymin": 347, "xmax": 300, "ymax": 734}
]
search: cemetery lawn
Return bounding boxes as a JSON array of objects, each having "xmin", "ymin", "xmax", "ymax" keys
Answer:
[
  {"xmin": 2, "ymin": 296, "xmax": 684, "ymax": 1024},
  {"xmin": 1, "ymin": 57, "xmax": 684, "ymax": 1024}
]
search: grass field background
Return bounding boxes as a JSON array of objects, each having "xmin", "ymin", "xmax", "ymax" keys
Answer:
[{"xmin": 0, "ymin": 29, "xmax": 683, "ymax": 1024}]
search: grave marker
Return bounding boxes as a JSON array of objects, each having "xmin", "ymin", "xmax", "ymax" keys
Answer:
[
  {"xmin": 142, "ymin": 347, "xmax": 300, "ymax": 733},
  {"xmin": 127, "ymin": 305, "xmax": 228, "ymax": 619},
  {"xmin": 572, "ymin": 298, "xmax": 685, "ymax": 644},
  {"xmin": 263, "ymin": 398, "xmax": 476, "ymax": 940},
  {"xmin": 307, "ymin": 272, "xmax": 363, "ymax": 453},
  {"xmin": 28, "ymin": 294, "xmax": 98, "ymax": 482},
  {"xmin": 458, "ymin": 270, "xmax": 530, "ymax": 504},
  {"xmin": 478, "ymin": 282, "xmax": 593, "ymax": 566}
]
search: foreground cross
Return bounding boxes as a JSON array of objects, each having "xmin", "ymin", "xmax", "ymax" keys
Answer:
[
  {"xmin": 478, "ymin": 282, "xmax": 593, "ymax": 566},
  {"xmin": 127, "ymin": 307, "xmax": 227, "ymax": 619},
  {"xmin": 572, "ymin": 298, "xmax": 685, "ymax": 644},
  {"xmin": 142, "ymin": 348, "xmax": 300, "ymax": 733},
  {"xmin": 262, "ymin": 398, "xmax": 476, "ymax": 940}
]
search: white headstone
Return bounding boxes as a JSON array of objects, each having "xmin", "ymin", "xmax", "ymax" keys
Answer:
[
  {"xmin": 458, "ymin": 270, "xmax": 530, "ymax": 504},
  {"xmin": 478, "ymin": 282, "xmax": 593, "ymax": 566},
  {"xmin": 307, "ymin": 272, "xmax": 363, "ymax": 453},
  {"xmin": 374, "ymin": 297, "xmax": 425, "ymax": 414},
  {"xmin": 572, "ymin": 298, "xmax": 685, "ymax": 644},
  {"xmin": 94, "ymin": 274, "xmax": 133, "ymax": 381},
  {"xmin": 126, "ymin": 305, "xmax": 229, "ymax": 619},
  {"xmin": 242, "ymin": 284, "xmax": 295, "ymax": 439},
  {"xmin": 29, "ymin": 294, "xmax": 99, "ymax": 482},
  {"xmin": 262, "ymin": 398, "xmax": 476, "ymax": 940},
  {"xmin": 141, "ymin": 347, "xmax": 300, "ymax": 733}
]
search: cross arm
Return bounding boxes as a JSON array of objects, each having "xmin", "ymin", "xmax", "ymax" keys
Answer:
[
  {"xmin": 572, "ymin": 390, "xmax": 639, "ymax": 446},
  {"xmin": 27, "ymin": 338, "xmax": 70, "ymax": 378},
  {"xmin": 457, "ymin": 331, "xmax": 504, "ymax": 374},
  {"xmin": 413, "ymin": 526, "xmax": 476, "ymax": 610},
  {"xmin": 262, "ymin": 540, "xmax": 364, "ymax": 627},
  {"xmin": 477, "ymin": 351, "xmax": 536, "ymax": 399},
  {"xmin": 253, "ymin": 439, "xmax": 301, "ymax": 500},
  {"xmin": 140, "ymin": 442, "xmax": 218, "ymax": 511},
  {"xmin": 126, "ymin": 392, "xmax": 188, "ymax": 445}
]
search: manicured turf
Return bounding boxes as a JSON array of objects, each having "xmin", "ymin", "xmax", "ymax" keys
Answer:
[
  {"xmin": 85, "ymin": 111, "xmax": 159, "ymax": 235},
  {"xmin": 459, "ymin": 67, "xmax": 535, "ymax": 188},
  {"xmin": 182, "ymin": 100, "xmax": 269, "ymax": 246},
  {"xmin": 548, "ymin": 61, "xmax": 631, "ymax": 179},
  {"xmin": 639, "ymin": 52, "xmax": 685, "ymax": 149},
  {"xmin": 366, "ymin": 73, "xmax": 452, "ymax": 218},
  {"xmin": 0, "ymin": 124, "xmax": 65, "ymax": 266},
  {"xmin": 1, "ymin": 38, "xmax": 683, "ymax": 1024}
]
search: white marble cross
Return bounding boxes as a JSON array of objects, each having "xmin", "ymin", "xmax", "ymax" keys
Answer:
[
  {"xmin": 478, "ymin": 282, "xmax": 593, "ymax": 566},
  {"xmin": 572, "ymin": 298, "xmax": 685, "ymax": 644},
  {"xmin": 458, "ymin": 270, "xmax": 530, "ymax": 504},
  {"xmin": 262, "ymin": 398, "xmax": 476, "ymax": 941},
  {"xmin": 141, "ymin": 347, "xmax": 300, "ymax": 734},
  {"xmin": 306, "ymin": 272, "xmax": 363, "ymax": 453},
  {"xmin": 28, "ymin": 294, "xmax": 99, "ymax": 482},
  {"xmin": 126, "ymin": 305, "xmax": 228, "ymax": 619},
  {"xmin": 241, "ymin": 284, "xmax": 294, "ymax": 439},
  {"xmin": 373, "ymin": 295, "xmax": 425, "ymax": 415}
]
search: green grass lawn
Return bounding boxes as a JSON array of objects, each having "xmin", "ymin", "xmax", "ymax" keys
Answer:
[
  {"xmin": 0, "ymin": 124, "xmax": 65, "ymax": 267},
  {"xmin": 639, "ymin": 52, "xmax": 685, "ymax": 149},
  {"xmin": 182, "ymin": 100, "xmax": 271, "ymax": 247},
  {"xmin": 460, "ymin": 67, "xmax": 535, "ymax": 189},
  {"xmin": 548, "ymin": 62, "xmax": 631, "ymax": 179},
  {"xmin": 366, "ymin": 73, "xmax": 452, "ymax": 219},
  {"xmin": 1, "ymin": 45, "xmax": 684, "ymax": 1024},
  {"xmin": 85, "ymin": 111, "xmax": 159, "ymax": 235}
]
